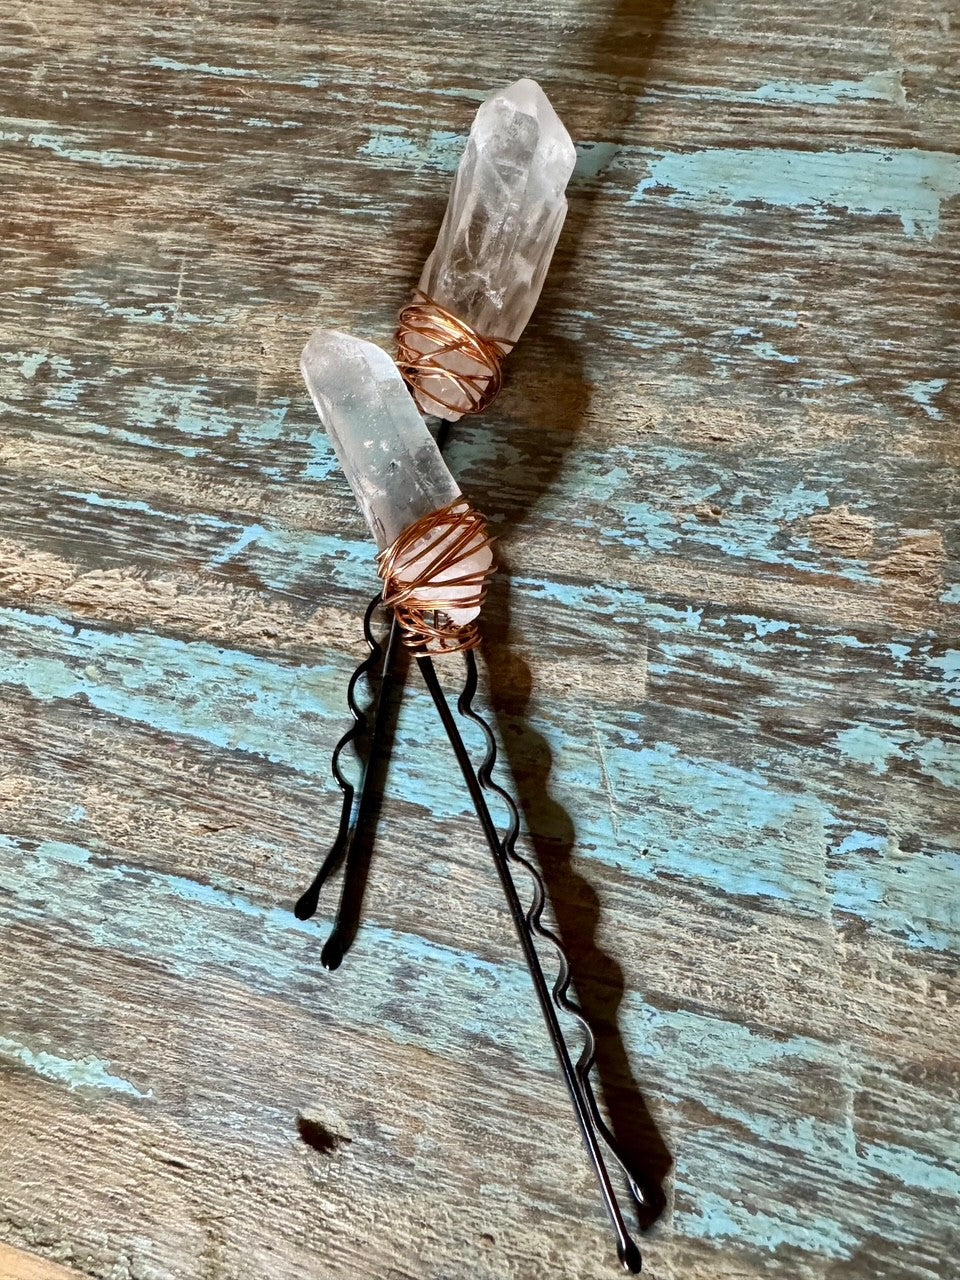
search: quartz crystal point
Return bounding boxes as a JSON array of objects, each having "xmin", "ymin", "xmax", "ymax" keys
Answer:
[
  {"xmin": 410, "ymin": 77, "xmax": 576, "ymax": 419},
  {"xmin": 301, "ymin": 329, "xmax": 492, "ymax": 626}
]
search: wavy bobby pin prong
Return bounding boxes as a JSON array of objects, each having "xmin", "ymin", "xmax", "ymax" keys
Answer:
[
  {"xmin": 396, "ymin": 289, "xmax": 514, "ymax": 417},
  {"xmin": 294, "ymin": 594, "xmax": 386, "ymax": 927},
  {"xmin": 377, "ymin": 497, "xmax": 496, "ymax": 655}
]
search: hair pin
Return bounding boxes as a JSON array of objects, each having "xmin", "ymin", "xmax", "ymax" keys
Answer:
[{"xmin": 295, "ymin": 80, "xmax": 646, "ymax": 1273}]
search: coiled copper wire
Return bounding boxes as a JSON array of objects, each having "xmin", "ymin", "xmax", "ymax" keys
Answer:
[
  {"xmin": 377, "ymin": 498, "xmax": 496, "ymax": 654},
  {"xmin": 396, "ymin": 289, "xmax": 513, "ymax": 416}
]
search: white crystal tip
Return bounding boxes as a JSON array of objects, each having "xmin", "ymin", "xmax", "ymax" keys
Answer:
[
  {"xmin": 300, "ymin": 328, "xmax": 399, "ymax": 392},
  {"xmin": 483, "ymin": 78, "xmax": 576, "ymax": 173},
  {"xmin": 299, "ymin": 326, "xmax": 463, "ymax": 551}
]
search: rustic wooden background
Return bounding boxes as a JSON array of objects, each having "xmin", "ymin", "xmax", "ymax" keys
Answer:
[{"xmin": 1, "ymin": 1, "xmax": 958, "ymax": 1277}]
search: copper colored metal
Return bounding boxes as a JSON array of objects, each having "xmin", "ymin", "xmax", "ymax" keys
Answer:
[
  {"xmin": 377, "ymin": 497, "xmax": 495, "ymax": 654},
  {"xmin": 396, "ymin": 289, "xmax": 514, "ymax": 416}
]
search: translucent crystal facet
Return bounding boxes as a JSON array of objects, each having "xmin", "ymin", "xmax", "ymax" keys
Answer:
[
  {"xmin": 301, "ymin": 329, "xmax": 492, "ymax": 624},
  {"xmin": 411, "ymin": 78, "xmax": 576, "ymax": 418}
]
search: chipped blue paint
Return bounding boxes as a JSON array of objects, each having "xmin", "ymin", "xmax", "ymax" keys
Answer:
[
  {"xmin": 0, "ymin": 834, "xmax": 534, "ymax": 1053},
  {"xmin": 834, "ymin": 725, "xmax": 901, "ymax": 773},
  {"xmin": 0, "ymin": 122, "xmax": 182, "ymax": 171},
  {"xmin": 359, "ymin": 126, "xmax": 465, "ymax": 172},
  {"xmin": 149, "ymin": 55, "xmax": 262, "ymax": 79},
  {"xmin": 598, "ymin": 734, "xmax": 830, "ymax": 904},
  {"xmin": 147, "ymin": 55, "xmax": 323, "ymax": 89},
  {"xmin": 0, "ymin": 607, "xmax": 343, "ymax": 773},
  {"xmin": 766, "ymin": 483, "xmax": 830, "ymax": 521},
  {"xmin": 861, "ymin": 1143, "xmax": 960, "ymax": 1196},
  {"xmin": 738, "ymin": 615, "xmax": 793, "ymax": 638},
  {"xmin": 65, "ymin": 489, "xmax": 233, "ymax": 532},
  {"xmin": 743, "ymin": 339, "xmax": 799, "ymax": 363},
  {"xmin": 608, "ymin": 501, "xmax": 681, "ymax": 553},
  {"xmin": 912, "ymin": 737, "xmax": 960, "ymax": 788},
  {"xmin": 749, "ymin": 70, "xmax": 906, "ymax": 106},
  {"xmin": 902, "ymin": 377, "xmax": 947, "ymax": 419},
  {"xmin": 2, "ymin": 592, "xmax": 956, "ymax": 957},
  {"xmin": 832, "ymin": 832, "xmax": 960, "ymax": 952},
  {"xmin": 631, "ymin": 147, "xmax": 960, "ymax": 239},
  {"xmin": 242, "ymin": 117, "xmax": 303, "ymax": 129},
  {"xmin": 925, "ymin": 648, "xmax": 960, "ymax": 696},
  {"xmin": 304, "ymin": 430, "xmax": 342, "ymax": 481},
  {"xmin": 208, "ymin": 523, "xmax": 268, "ymax": 568},
  {"xmin": 64, "ymin": 289, "xmax": 207, "ymax": 328},
  {"xmin": 941, "ymin": 584, "xmax": 960, "ymax": 605},
  {"xmin": 5, "ymin": 831, "xmax": 952, "ymax": 1259},
  {"xmin": 358, "ymin": 128, "xmax": 622, "ymax": 185},
  {"xmin": 124, "ymin": 378, "xmax": 291, "ymax": 447},
  {"xmin": 573, "ymin": 141, "xmax": 623, "ymax": 180},
  {"xmin": 0, "ymin": 1033, "xmax": 150, "ymax": 1099},
  {"xmin": 677, "ymin": 1187, "xmax": 856, "ymax": 1257},
  {"xmin": 247, "ymin": 402, "xmax": 289, "ymax": 441},
  {"xmin": 19, "ymin": 351, "xmax": 46, "ymax": 378},
  {"xmin": 834, "ymin": 725, "xmax": 960, "ymax": 787}
]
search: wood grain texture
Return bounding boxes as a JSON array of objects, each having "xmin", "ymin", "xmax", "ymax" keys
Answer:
[
  {"xmin": 0, "ymin": 1242, "xmax": 84, "ymax": 1280},
  {"xmin": 0, "ymin": 1, "xmax": 958, "ymax": 1278}
]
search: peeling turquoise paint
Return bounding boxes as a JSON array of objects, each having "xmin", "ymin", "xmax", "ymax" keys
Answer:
[
  {"xmin": 749, "ymin": 70, "xmax": 906, "ymax": 106},
  {"xmin": 738, "ymin": 615, "xmax": 793, "ymax": 638},
  {"xmin": 65, "ymin": 489, "xmax": 233, "ymax": 531},
  {"xmin": 902, "ymin": 377, "xmax": 948, "ymax": 419},
  {"xmin": 304, "ymin": 430, "xmax": 342, "ymax": 481},
  {"xmin": 742, "ymin": 339, "xmax": 799, "ymax": 364},
  {"xmin": 1, "ymin": 592, "xmax": 955, "ymax": 957},
  {"xmin": 123, "ymin": 378, "xmax": 290, "ymax": 447},
  {"xmin": 65, "ymin": 289, "xmax": 207, "ymax": 327},
  {"xmin": 832, "ymin": 832, "xmax": 960, "ymax": 952},
  {"xmin": 208, "ymin": 523, "xmax": 268, "ymax": 568},
  {"xmin": 926, "ymin": 649, "xmax": 960, "ymax": 696},
  {"xmin": 4, "ymin": 831, "xmax": 953, "ymax": 1260},
  {"xmin": 833, "ymin": 724, "xmax": 960, "ymax": 787},
  {"xmin": 18, "ymin": 351, "xmax": 47, "ymax": 378},
  {"xmin": 358, "ymin": 127, "xmax": 622, "ymax": 185},
  {"xmin": 631, "ymin": 147, "xmax": 960, "ymax": 239},
  {"xmin": 834, "ymin": 724, "xmax": 901, "ymax": 773},
  {"xmin": 147, "ymin": 55, "xmax": 323, "ymax": 90},
  {"xmin": 0, "ymin": 1033, "xmax": 150, "ymax": 1099},
  {"xmin": 766, "ymin": 483, "xmax": 830, "ymax": 521},
  {"xmin": 599, "ymin": 734, "xmax": 830, "ymax": 904},
  {"xmin": 0, "ymin": 608, "xmax": 342, "ymax": 773},
  {"xmin": 573, "ymin": 141, "xmax": 623, "ymax": 180},
  {"xmin": 0, "ymin": 121, "xmax": 181, "ymax": 171},
  {"xmin": 677, "ymin": 1187, "xmax": 857, "ymax": 1256},
  {"xmin": 359, "ymin": 127, "xmax": 465, "ymax": 172}
]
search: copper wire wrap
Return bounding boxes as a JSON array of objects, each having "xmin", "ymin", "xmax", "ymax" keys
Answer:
[
  {"xmin": 377, "ymin": 499, "xmax": 496, "ymax": 654},
  {"xmin": 395, "ymin": 290, "xmax": 514, "ymax": 416}
]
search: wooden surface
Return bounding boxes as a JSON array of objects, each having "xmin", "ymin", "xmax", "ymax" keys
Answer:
[
  {"xmin": 0, "ymin": 1242, "xmax": 86, "ymax": 1280},
  {"xmin": 1, "ymin": 1, "xmax": 958, "ymax": 1277}
]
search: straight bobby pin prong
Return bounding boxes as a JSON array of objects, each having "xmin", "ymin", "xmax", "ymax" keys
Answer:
[{"xmin": 417, "ymin": 649, "xmax": 645, "ymax": 1274}]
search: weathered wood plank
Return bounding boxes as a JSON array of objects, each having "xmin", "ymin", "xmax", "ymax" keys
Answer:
[
  {"xmin": 1, "ymin": 0, "xmax": 957, "ymax": 1276},
  {"xmin": 0, "ymin": 1242, "xmax": 84, "ymax": 1280}
]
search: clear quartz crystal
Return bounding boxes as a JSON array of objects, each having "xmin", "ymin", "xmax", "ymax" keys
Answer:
[
  {"xmin": 301, "ymin": 329, "xmax": 492, "ymax": 624},
  {"xmin": 411, "ymin": 77, "xmax": 576, "ymax": 419}
]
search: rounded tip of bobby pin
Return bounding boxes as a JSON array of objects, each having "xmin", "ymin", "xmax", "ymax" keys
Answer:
[
  {"xmin": 618, "ymin": 1239, "xmax": 643, "ymax": 1274},
  {"xmin": 396, "ymin": 289, "xmax": 513, "ymax": 417}
]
